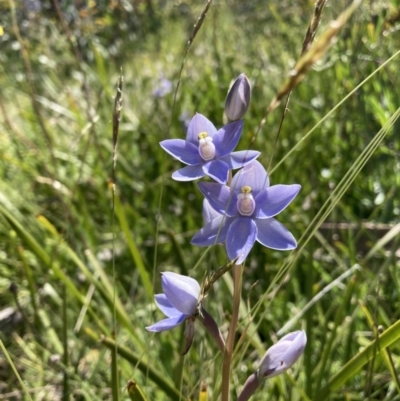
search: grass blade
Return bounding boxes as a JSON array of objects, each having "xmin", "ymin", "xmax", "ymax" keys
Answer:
[
  {"xmin": 114, "ymin": 194, "xmax": 153, "ymax": 298},
  {"xmin": 84, "ymin": 329, "xmax": 183, "ymax": 400},
  {"xmin": 314, "ymin": 319, "xmax": 400, "ymax": 399}
]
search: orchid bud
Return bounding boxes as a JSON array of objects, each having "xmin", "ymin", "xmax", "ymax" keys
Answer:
[
  {"xmin": 237, "ymin": 330, "xmax": 307, "ymax": 401},
  {"xmin": 225, "ymin": 73, "xmax": 251, "ymax": 121},
  {"xmin": 259, "ymin": 330, "xmax": 307, "ymax": 378}
]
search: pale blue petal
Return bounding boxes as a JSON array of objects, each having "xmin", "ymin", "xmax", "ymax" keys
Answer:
[
  {"xmin": 213, "ymin": 120, "xmax": 244, "ymax": 157},
  {"xmin": 254, "ymin": 185, "xmax": 301, "ymax": 218},
  {"xmin": 186, "ymin": 113, "xmax": 217, "ymax": 145},
  {"xmin": 202, "ymin": 199, "xmax": 221, "ymax": 224},
  {"xmin": 259, "ymin": 340, "xmax": 289, "ymax": 378},
  {"xmin": 198, "ymin": 182, "xmax": 237, "ymax": 216},
  {"xmin": 160, "ymin": 139, "xmax": 203, "ymax": 165},
  {"xmin": 154, "ymin": 294, "xmax": 181, "ymax": 318},
  {"xmin": 145, "ymin": 315, "xmax": 186, "ymax": 332},
  {"xmin": 255, "ymin": 218, "xmax": 297, "ymax": 250},
  {"xmin": 203, "ymin": 159, "xmax": 229, "ymax": 184},
  {"xmin": 191, "ymin": 215, "xmax": 231, "ymax": 246},
  {"xmin": 172, "ymin": 165, "xmax": 205, "ymax": 181},
  {"xmin": 231, "ymin": 160, "xmax": 269, "ymax": 195},
  {"xmin": 226, "ymin": 217, "xmax": 257, "ymax": 263},
  {"xmin": 282, "ymin": 330, "xmax": 307, "ymax": 367},
  {"xmin": 162, "ymin": 272, "xmax": 200, "ymax": 316},
  {"xmin": 222, "ymin": 150, "xmax": 260, "ymax": 169}
]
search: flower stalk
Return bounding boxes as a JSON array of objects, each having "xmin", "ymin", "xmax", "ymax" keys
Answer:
[{"xmin": 221, "ymin": 263, "xmax": 243, "ymax": 401}]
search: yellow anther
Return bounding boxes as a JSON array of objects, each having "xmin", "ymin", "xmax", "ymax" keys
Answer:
[
  {"xmin": 241, "ymin": 186, "xmax": 252, "ymax": 194},
  {"xmin": 198, "ymin": 132, "xmax": 208, "ymax": 140}
]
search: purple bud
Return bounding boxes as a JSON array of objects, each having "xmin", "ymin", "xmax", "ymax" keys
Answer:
[
  {"xmin": 225, "ymin": 73, "xmax": 251, "ymax": 121},
  {"xmin": 237, "ymin": 330, "xmax": 306, "ymax": 401},
  {"xmin": 259, "ymin": 330, "xmax": 307, "ymax": 379}
]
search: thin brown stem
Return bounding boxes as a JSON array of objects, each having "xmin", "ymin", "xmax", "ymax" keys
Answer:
[
  {"xmin": 268, "ymin": 0, "xmax": 327, "ymax": 171},
  {"xmin": 221, "ymin": 263, "xmax": 243, "ymax": 401}
]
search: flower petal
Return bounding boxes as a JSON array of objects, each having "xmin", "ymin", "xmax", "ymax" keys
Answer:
[
  {"xmin": 222, "ymin": 150, "xmax": 260, "ymax": 169},
  {"xmin": 226, "ymin": 217, "xmax": 257, "ymax": 263},
  {"xmin": 254, "ymin": 184, "xmax": 301, "ymax": 218},
  {"xmin": 202, "ymin": 160, "xmax": 229, "ymax": 184},
  {"xmin": 202, "ymin": 199, "xmax": 221, "ymax": 224},
  {"xmin": 255, "ymin": 218, "xmax": 297, "ymax": 250},
  {"xmin": 282, "ymin": 330, "xmax": 307, "ymax": 367},
  {"xmin": 191, "ymin": 215, "xmax": 231, "ymax": 246},
  {"xmin": 160, "ymin": 139, "xmax": 203, "ymax": 165},
  {"xmin": 172, "ymin": 165, "xmax": 205, "ymax": 181},
  {"xmin": 231, "ymin": 160, "xmax": 269, "ymax": 195},
  {"xmin": 154, "ymin": 294, "xmax": 181, "ymax": 318},
  {"xmin": 145, "ymin": 315, "xmax": 186, "ymax": 332},
  {"xmin": 259, "ymin": 341, "xmax": 289, "ymax": 378},
  {"xmin": 186, "ymin": 113, "xmax": 217, "ymax": 145},
  {"xmin": 198, "ymin": 182, "xmax": 237, "ymax": 216},
  {"xmin": 213, "ymin": 120, "xmax": 244, "ymax": 157},
  {"xmin": 161, "ymin": 272, "xmax": 200, "ymax": 316}
]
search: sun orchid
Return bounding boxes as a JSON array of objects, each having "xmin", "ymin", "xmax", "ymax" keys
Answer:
[
  {"xmin": 146, "ymin": 271, "xmax": 225, "ymax": 353},
  {"xmin": 191, "ymin": 160, "xmax": 300, "ymax": 263},
  {"xmin": 259, "ymin": 330, "xmax": 307, "ymax": 378},
  {"xmin": 160, "ymin": 113, "xmax": 260, "ymax": 184},
  {"xmin": 237, "ymin": 330, "xmax": 307, "ymax": 401},
  {"xmin": 146, "ymin": 271, "xmax": 200, "ymax": 332}
]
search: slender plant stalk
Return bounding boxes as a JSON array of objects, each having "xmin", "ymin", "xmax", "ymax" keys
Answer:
[
  {"xmin": 111, "ymin": 74, "xmax": 123, "ymax": 401},
  {"xmin": 268, "ymin": 0, "xmax": 326, "ymax": 171},
  {"xmin": 221, "ymin": 263, "xmax": 243, "ymax": 401},
  {"xmin": 62, "ymin": 283, "xmax": 69, "ymax": 401},
  {"xmin": 0, "ymin": 340, "xmax": 34, "ymax": 401}
]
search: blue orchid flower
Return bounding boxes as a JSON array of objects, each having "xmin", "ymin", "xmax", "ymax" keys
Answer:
[
  {"xmin": 146, "ymin": 271, "xmax": 200, "ymax": 332},
  {"xmin": 146, "ymin": 271, "xmax": 225, "ymax": 353},
  {"xmin": 160, "ymin": 113, "xmax": 260, "ymax": 184},
  {"xmin": 191, "ymin": 160, "xmax": 301, "ymax": 263}
]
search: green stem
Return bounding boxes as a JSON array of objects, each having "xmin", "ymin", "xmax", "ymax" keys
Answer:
[
  {"xmin": 221, "ymin": 264, "xmax": 243, "ymax": 401},
  {"xmin": 62, "ymin": 283, "xmax": 69, "ymax": 401}
]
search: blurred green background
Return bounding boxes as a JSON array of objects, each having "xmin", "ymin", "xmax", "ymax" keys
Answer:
[{"xmin": 0, "ymin": 0, "xmax": 400, "ymax": 400}]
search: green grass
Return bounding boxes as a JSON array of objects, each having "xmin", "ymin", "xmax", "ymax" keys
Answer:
[{"xmin": 1, "ymin": 0, "xmax": 400, "ymax": 400}]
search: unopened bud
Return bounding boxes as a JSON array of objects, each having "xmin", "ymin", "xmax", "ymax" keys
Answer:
[
  {"xmin": 259, "ymin": 330, "xmax": 306, "ymax": 378},
  {"xmin": 225, "ymin": 73, "xmax": 251, "ymax": 121}
]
